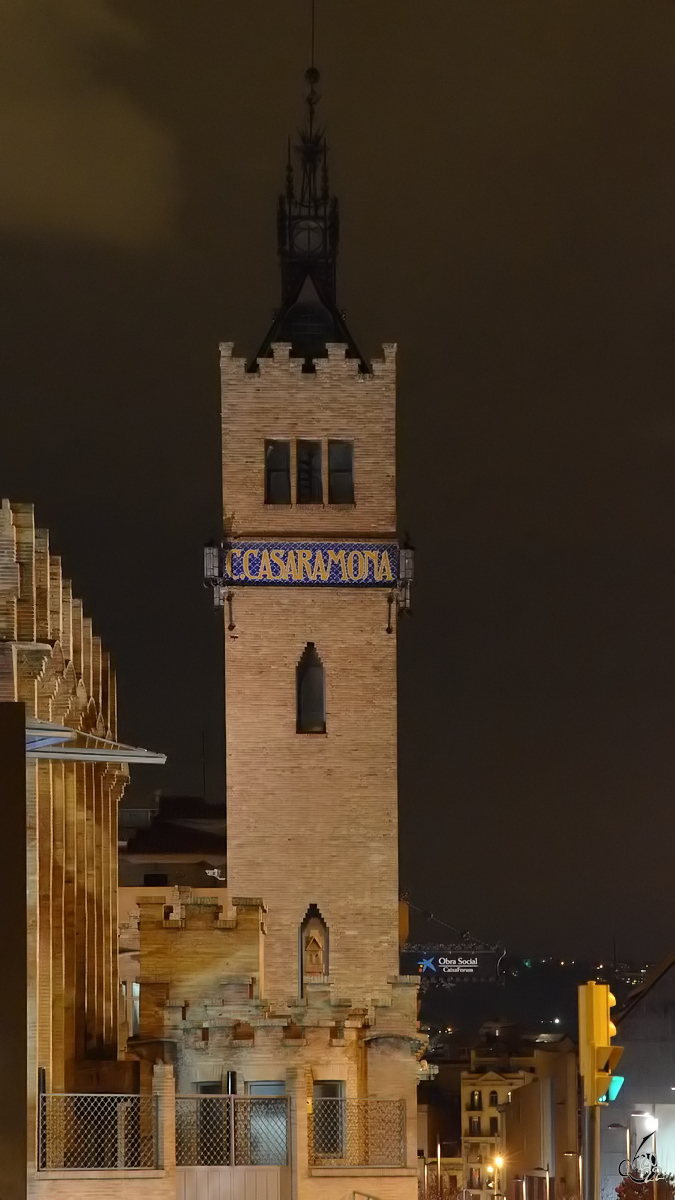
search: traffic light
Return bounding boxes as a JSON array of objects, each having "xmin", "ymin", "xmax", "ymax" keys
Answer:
[{"xmin": 578, "ymin": 981, "xmax": 624, "ymax": 1106}]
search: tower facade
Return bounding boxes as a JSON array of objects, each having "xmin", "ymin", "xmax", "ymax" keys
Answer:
[
  {"xmin": 221, "ymin": 69, "xmax": 403, "ymax": 1007},
  {"xmin": 122, "ymin": 69, "xmax": 420, "ymax": 1200}
]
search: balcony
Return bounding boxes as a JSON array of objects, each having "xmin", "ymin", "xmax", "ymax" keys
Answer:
[
  {"xmin": 36, "ymin": 1085, "xmax": 409, "ymax": 1195},
  {"xmin": 308, "ymin": 1098, "xmax": 407, "ymax": 1168},
  {"xmin": 175, "ymin": 1095, "xmax": 288, "ymax": 1167},
  {"xmin": 463, "ymin": 1139, "xmax": 500, "ymax": 1162},
  {"xmin": 39, "ymin": 1093, "xmax": 158, "ymax": 1170}
]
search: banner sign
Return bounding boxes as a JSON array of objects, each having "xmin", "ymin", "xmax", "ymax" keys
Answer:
[
  {"xmin": 400, "ymin": 949, "xmax": 499, "ymax": 982},
  {"xmin": 220, "ymin": 541, "xmax": 399, "ymax": 587}
]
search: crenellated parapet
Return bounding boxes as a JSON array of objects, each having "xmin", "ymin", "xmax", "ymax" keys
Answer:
[
  {"xmin": 219, "ymin": 339, "xmax": 396, "ymax": 383},
  {"xmin": 129, "ymin": 886, "xmax": 423, "ymax": 1103}
]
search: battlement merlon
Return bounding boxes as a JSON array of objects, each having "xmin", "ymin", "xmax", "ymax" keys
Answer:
[{"xmin": 218, "ymin": 340, "xmax": 396, "ymax": 381}]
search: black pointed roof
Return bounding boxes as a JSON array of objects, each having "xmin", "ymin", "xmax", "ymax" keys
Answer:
[{"xmin": 250, "ymin": 67, "xmax": 369, "ymax": 372}]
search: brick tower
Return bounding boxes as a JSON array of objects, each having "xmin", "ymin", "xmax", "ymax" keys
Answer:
[{"xmin": 219, "ymin": 66, "xmax": 407, "ymax": 1008}]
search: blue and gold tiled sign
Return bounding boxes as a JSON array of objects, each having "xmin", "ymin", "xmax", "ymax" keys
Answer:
[{"xmin": 221, "ymin": 541, "xmax": 399, "ymax": 587}]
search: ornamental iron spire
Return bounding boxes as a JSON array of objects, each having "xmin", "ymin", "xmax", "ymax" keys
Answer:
[
  {"xmin": 250, "ymin": 6, "xmax": 368, "ymax": 370},
  {"xmin": 276, "ymin": 65, "xmax": 339, "ymax": 305}
]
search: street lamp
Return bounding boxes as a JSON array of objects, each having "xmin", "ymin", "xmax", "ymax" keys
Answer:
[
  {"xmin": 534, "ymin": 1166, "xmax": 550, "ymax": 1200},
  {"xmin": 564, "ymin": 1151, "xmax": 579, "ymax": 1196},
  {"xmin": 608, "ymin": 1123, "xmax": 630, "ymax": 1172},
  {"xmin": 493, "ymin": 1155, "xmax": 504, "ymax": 1197}
]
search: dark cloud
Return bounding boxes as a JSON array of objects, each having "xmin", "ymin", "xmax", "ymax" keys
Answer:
[
  {"xmin": 2, "ymin": 0, "xmax": 675, "ymax": 961},
  {"xmin": 0, "ymin": 0, "xmax": 176, "ymax": 244}
]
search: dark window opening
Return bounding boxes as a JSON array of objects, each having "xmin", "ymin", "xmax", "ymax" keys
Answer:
[
  {"xmin": 469, "ymin": 1117, "xmax": 481, "ymax": 1136},
  {"xmin": 194, "ymin": 1082, "xmax": 225, "ymax": 1166},
  {"xmin": 328, "ymin": 440, "xmax": 354, "ymax": 504},
  {"xmin": 297, "ymin": 643, "xmax": 326, "ymax": 733},
  {"xmin": 296, "ymin": 439, "xmax": 323, "ymax": 503},
  {"xmin": 489, "ymin": 1090, "xmax": 499, "ymax": 1108},
  {"xmin": 144, "ymin": 873, "xmax": 168, "ymax": 886},
  {"xmin": 489, "ymin": 1116, "xmax": 499, "ymax": 1136},
  {"xmin": 312, "ymin": 1081, "xmax": 345, "ymax": 1158},
  {"xmin": 265, "ymin": 440, "xmax": 291, "ymax": 504}
]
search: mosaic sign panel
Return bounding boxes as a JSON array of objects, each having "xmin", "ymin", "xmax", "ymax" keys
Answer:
[{"xmin": 220, "ymin": 541, "xmax": 399, "ymax": 587}]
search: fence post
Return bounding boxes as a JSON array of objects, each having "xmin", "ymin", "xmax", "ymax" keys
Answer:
[{"xmin": 152, "ymin": 1062, "xmax": 176, "ymax": 1174}]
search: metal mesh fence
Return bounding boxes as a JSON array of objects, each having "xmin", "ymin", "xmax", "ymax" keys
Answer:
[
  {"xmin": 39, "ymin": 1094, "xmax": 158, "ymax": 1170},
  {"xmin": 176, "ymin": 1096, "xmax": 289, "ymax": 1167},
  {"xmin": 308, "ymin": 1098, "xmax": 406, "ymax": 1167}
]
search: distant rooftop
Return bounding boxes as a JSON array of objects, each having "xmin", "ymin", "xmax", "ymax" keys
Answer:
[{"xmin": 119, "ymin": 793, "xmax": 225, "ymax": 859}]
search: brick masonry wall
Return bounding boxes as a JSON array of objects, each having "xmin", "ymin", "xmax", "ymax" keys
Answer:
[
  {"xmin": 221, "ymin": 342, "xmax": 396, "ymax": 537},
  {"xmin": 221, "ymin": 343, "xmax": 400, "ymax": 1007},
  {"xmin": 0, "ymin": 500, "xmax": 127, "ymax": 1175},
  {"xmin": 224, "ymin": 587, "xmax": 399, "ymax": 1004}
]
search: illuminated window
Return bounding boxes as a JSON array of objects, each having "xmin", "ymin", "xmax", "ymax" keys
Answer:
[
  {"xmin": 469, "ymin": 1090, "xmax": 482, "ymax": 1111},
  {"xmin": 328, "ymin": 440, "xmax": 354, "ymax": 504},
  {"xmin": 297, "ymin": 643, "xmax": 326, "ymax": 733},
  {"xmin": 265, "ymin": 440, "xmax": 291, "ymax": 504},
  {"xmin": 131, "ymin": 981, "xmax": 140, "ymax": 1037},
  {"xmin": 296, "ymin": 440, "xmax": 323, "ymax": 503}
]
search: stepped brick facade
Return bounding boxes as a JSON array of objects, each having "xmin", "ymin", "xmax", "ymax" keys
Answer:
[{"xmin": 0, "ymin": 499, "xmax": 128, "ymax": 1183}]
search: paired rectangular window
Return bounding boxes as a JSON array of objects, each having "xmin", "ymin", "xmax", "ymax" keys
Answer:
[
  {"xmin": 263, "ymin": 439, "xmax": 354, "ymax": 504},
  {"xmin": 328, "ymin": 440, "xmax": 354, "ymax": 504},
  {"xmin": 265, "ymin": 440, "xmax": 291, "ymax": 504},
  {"xmin": 296, "ymin": 440, "xmax": 323, "ymax": 503}
]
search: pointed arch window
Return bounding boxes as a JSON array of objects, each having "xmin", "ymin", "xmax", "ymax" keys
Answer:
[
  {"xmin": 300, "ymin": 905, "xmax": 329, "ymax": 995},
  {"xmin": 296, "ymin": 642, "xmax": 326, "ymax": 733}
]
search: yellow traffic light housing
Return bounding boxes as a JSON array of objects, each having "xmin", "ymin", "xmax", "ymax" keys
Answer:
[{"xmin": 578, "ymin": 981, "xmax": 624, "ymax": 1106}]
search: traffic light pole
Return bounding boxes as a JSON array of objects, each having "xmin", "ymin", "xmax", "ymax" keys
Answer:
[
  {"xmin": 582, "ymin": 1104, "xmax": 600, "ymax": 1200},
  {"xmin": 578, "ymin": 981, "xmax": 623, "ymax": 1200}
]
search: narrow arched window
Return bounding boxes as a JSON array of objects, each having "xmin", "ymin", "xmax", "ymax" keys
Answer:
[
  {"xmin": 296, "ymin": 643, "xmax": 326, "ymax": 733},
  {"xmin": 300, "ymin": 905, "xmax": 329, "ymax": 995},
  {"xmin": 489, "ymin": 1090, "xmax": 499, "ymax": 1108}
]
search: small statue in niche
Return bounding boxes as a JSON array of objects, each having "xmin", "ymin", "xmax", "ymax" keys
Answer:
[{"xmin": 303, "ymin": 919, "xmax": 326, "ymax": 978}]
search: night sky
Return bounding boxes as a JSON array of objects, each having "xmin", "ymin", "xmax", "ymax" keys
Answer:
[{"xmin": 1, "ymin": 1, "xmax": 675, "ymax": 961}]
